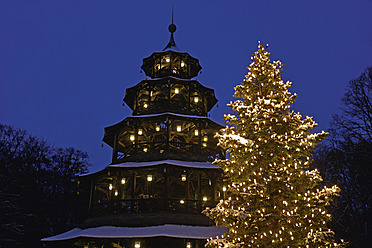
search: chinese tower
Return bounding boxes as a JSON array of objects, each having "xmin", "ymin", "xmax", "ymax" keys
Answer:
[{"xmin": 42, "ymin": 22, "xmax": 227, "ymax": 248}]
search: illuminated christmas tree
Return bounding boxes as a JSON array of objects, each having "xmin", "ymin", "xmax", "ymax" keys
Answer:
[{"xmin": 204, "ymin": 43, "xmax": 344, "ymax": 247}]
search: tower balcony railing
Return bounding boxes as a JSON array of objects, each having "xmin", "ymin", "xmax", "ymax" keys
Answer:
[
  {"xmin": 115, "ymin": 141, "xmax": 224, "ymax": 163},
  {"xmin": 90, "ymin": 198, "xmax": 216, "ymax": 217},
  {"xmin": 134, "ymin": 99, "xmax": 205, "ymax": 116}
]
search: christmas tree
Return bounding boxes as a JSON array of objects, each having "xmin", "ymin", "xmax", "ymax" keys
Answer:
[{"xmin": 204, "ymin": 43, "xmax": 343, "ymax": 247}]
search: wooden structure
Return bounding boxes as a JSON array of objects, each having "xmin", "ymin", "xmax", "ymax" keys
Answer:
[{"xmin": 42, "ymin": 23, "xmax": 227, "ymax": 248}]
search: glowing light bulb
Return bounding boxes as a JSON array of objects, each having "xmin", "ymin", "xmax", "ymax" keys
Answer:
[
  {"xmin": 177, "ymin": 125, "xmax": 182, "ymax": 132},
  {"xmin": 175, "ymin": 88, "xmax": 179, "ymax": 94},
  {"xmin": 181, "ymin": 174, "xmax": 187, "ymax": 181},
  {"xmin": 121, "ymin": 178, "xmax": 126, "ymax": 184},
  {"xmin": 147, "ymin": 175, "xmax": 153, "ymax": 182},
  {"xmin": 130, "ymin": 135, "xmax": 135, "ymax": 141}
]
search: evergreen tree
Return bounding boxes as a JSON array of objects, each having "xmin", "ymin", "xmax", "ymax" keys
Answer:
[{"xmin": 204, "ymin": 43, "xmax": 344, "ymax": 247}]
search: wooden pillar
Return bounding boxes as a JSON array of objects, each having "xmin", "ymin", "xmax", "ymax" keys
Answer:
[
  {"xmin": 211, "ymin": 176, "xmax": 216, "ymax": 203},
  {"xmin": 131, "ymin": 172, "xmax": 136, "ymax": 213},
  {"xmin": 198, "ymin": 172, "xmax": 202, "ymax": 211},
  {"xmin": 164, "ymin": 167, "xmax": 169, "ymax": 211},
  {"xmin": 88, "ymin": 180, "xmax": 94, "ymax": 213},
  {"xmin": 112, "ymin": 132, "xmax": 117, "ymax": 163},
  {"xmin": 186, "ymin": 171, "xmax": 190, "ymax": 213},
  {"xmin": 166, "ymin": 117, "xmax": 170, "ymax": 153}
]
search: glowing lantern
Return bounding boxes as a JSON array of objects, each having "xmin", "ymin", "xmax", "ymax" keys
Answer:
[{"xmin": 147, "ymin": 175, "xmax": 153, "ymax": 182}]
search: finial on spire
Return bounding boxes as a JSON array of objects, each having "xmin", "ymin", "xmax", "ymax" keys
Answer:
[{"xmin": 163, "ymin": 7, "xmax": 179, "ymax": 51}]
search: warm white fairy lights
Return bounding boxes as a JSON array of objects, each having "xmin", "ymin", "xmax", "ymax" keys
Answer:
[{"xmin": 203, "ymin": 43, "xmax": 342, "ymax": 248}]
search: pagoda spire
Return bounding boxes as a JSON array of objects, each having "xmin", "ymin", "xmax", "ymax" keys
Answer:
[{"xmin": 163, "ymin": 8, "xmax": 180, "ymax": 51}]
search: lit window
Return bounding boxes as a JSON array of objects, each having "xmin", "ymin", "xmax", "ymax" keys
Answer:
[
  {"xmin": 147, "ymin": 175, "xmax": 153, "ymax": 182},
  {"xmin": 174, "ymin": 88, "xmax": 179, "ymax": 94},
  {"xmin": 194, "ymin": 96, "xmax": 199, "ymax": 103},
  {"xmin": 180, "ymin": 200, "xmax": 185, "ymax": 204},
  {"xmin": 194, "ymin": 130, "xmax": 199, "ymax": 136},
  {"xmin": 177, "ymin": 125, "xmax": 182, "ymax": 132},
  {"xmin": 135, "ymin": 241, "xmax": 141, "ymax": 248},
  {"xmin": 130, "ymin": 135, "xmax": 135, "ymax": 141},
  {"xmin": 109, "ymin": 184, "xmax": 113, "ymax": 191},
  {"xmin": 138, "ymin": 129, "xmax": 143, "ymax": 135},
  {"xmin": 121, "ymin": 178, "xmax": 126, "ymax": 184},
  {"xmin": 181, "ymin": 174, "xmax": 187, "ymax": 181},
  {"xmin": 203, "ymin": 196, "xmax": 208, "ymax": 201}
]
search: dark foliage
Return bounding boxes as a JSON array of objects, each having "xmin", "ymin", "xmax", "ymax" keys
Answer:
[
  {"xmin": 314, "ymin": 67, "xmax": 372, "ymax": 248},
  {"xmin": 0, "ymin": 124, "xmax": 90, "ymax": 248}
]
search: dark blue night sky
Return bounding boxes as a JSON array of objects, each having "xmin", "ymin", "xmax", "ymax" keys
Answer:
[{"xmin": 1, "ymin": 0, "xmax": 371, "ymax": 172}]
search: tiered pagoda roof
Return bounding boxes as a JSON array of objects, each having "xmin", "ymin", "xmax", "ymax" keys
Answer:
[{"xmin": 42, "ymin": 22, "xmax": 227, "ymax": 248}]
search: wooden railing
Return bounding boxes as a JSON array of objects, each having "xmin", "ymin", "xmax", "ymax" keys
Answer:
[{"xmin": 90, "ymin": 198, "xmax": 216, "ymax": 217}]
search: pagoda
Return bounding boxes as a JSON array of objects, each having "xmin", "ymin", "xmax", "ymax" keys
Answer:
[{"xmin": 42, "ymin": 22, "xmax": 227, "ymax": 248}]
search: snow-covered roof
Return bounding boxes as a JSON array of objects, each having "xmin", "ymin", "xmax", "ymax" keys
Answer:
[
  {"xmin": 41, "ymin": 224, "xmax": 228, "ymax": 241},
  {"xmin": 130, "ymin": 112, "xmax": 213, "ymax": 120},
  {"xmin": 110, "ymin": 159, "xmax": 219, "ymax": 169},
  {"xmin": 143, "ymin": 75, "xmax": 196, "ymax": 82},
  {"xmin": 80, "ymin": 159, "xmax": 219, "ymax": 177}
]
